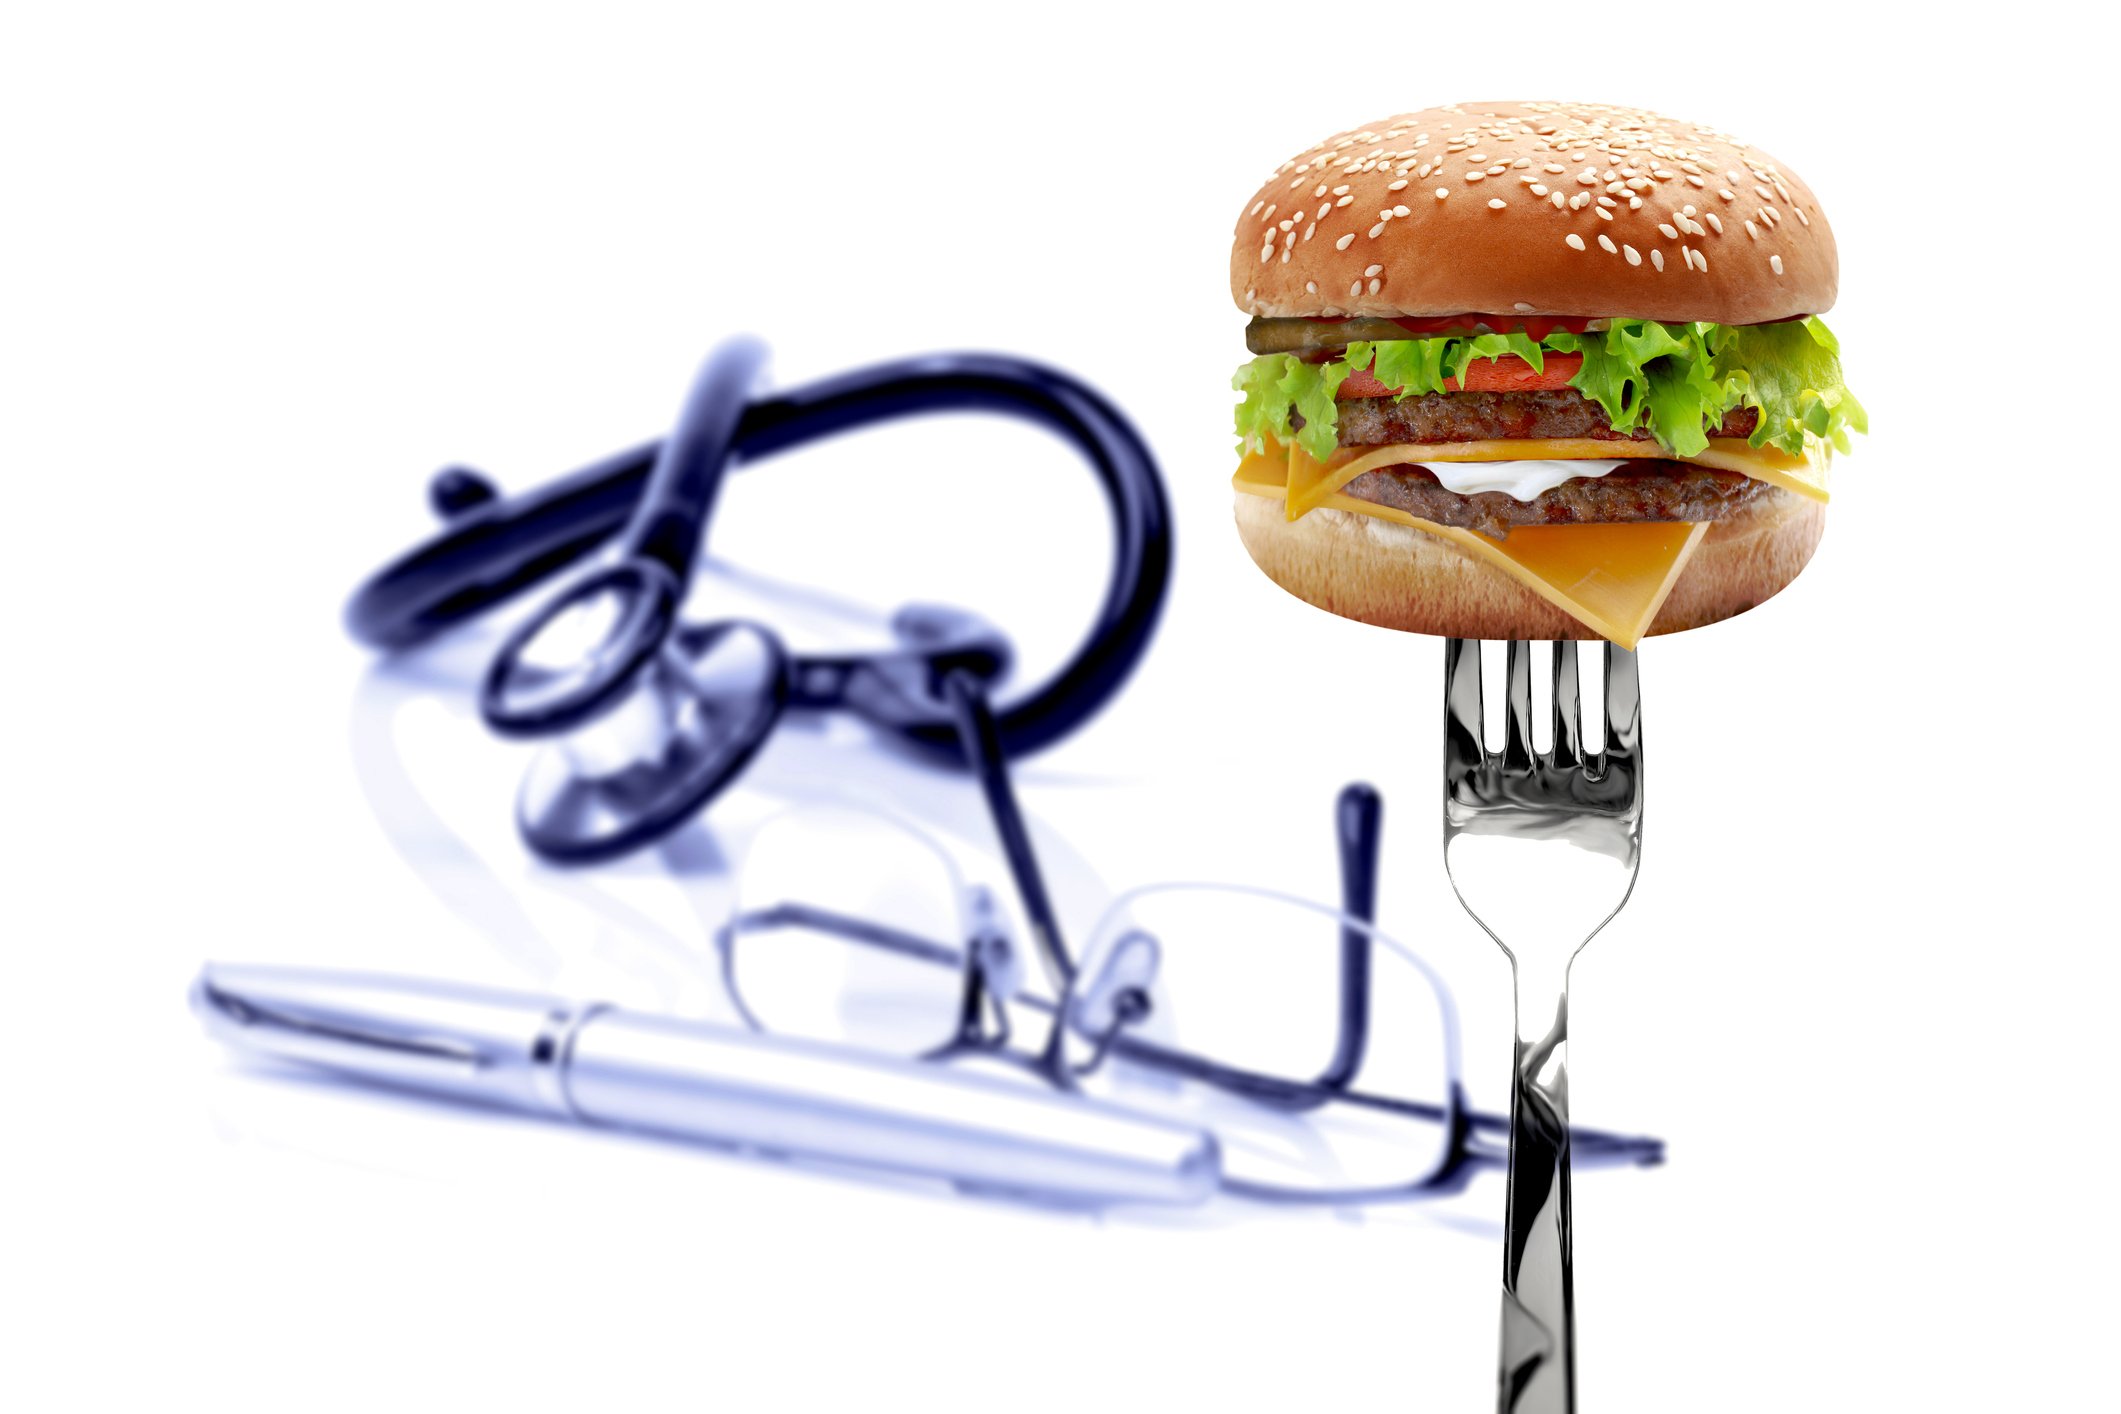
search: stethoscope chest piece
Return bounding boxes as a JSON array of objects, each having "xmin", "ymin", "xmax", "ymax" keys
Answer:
[{"xmin": 517, "ymin": 620, "xmax": 789, "ymax": 863}]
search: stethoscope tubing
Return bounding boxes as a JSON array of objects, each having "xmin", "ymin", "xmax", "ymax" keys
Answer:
[{"xmin": 345, "ymin": 352, "xmax": 1172, "ymax": 761}]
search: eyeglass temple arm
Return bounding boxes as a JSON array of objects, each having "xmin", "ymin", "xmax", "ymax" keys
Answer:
[
  {"xmin": 719, "ymin": 904, "xmax": 965, "ymax": 969},
  {"xmin": 1316, "ymin": 782, "xmax": 1381, "ymax": 1091},
  {"xmin": 1459, "ymin": 1103, "xmax": 1665, "ymax": 1169},
  {"xmin": 941, "ymin": 671, "xmax": 1075, "ymax": 997}
]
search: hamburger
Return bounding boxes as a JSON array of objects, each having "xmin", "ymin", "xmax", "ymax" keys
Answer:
[{"xmin": 1230, "ymin": 101, "xmax": 1865, "ymax": 645}]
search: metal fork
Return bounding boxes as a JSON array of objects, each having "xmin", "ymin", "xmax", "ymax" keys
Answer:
[{"xmin": 1442, "ymin": 639, "xmax": 1643, "ymax": 1414}]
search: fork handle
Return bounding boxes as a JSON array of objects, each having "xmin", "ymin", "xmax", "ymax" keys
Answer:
[{"xmin": 1499, "ymin": 960, "xmax": 1575, "ymax": 1414}]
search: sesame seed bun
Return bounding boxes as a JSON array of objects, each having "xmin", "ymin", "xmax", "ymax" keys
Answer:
[
  {"xmin": 1232, "ymin": 100, "xmax": 1835, "ymax": 326},
  {"xmin": 1232, "ymin": 487, "xmax": 1825, "ymax": 641}
]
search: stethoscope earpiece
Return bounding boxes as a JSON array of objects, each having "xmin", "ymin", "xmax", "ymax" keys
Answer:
[{"xmin": 346, "ymin": 340, "xmax": 1171, "ymax": 862}]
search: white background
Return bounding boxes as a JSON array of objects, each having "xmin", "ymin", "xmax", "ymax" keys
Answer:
[{"xmin": 5, "ymin": 4, "xmax": 2110, "ymax": 1410}]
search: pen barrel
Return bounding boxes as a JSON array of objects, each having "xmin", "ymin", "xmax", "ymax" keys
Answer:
[{"xmin": 563, "ymin": 1010, "xmax": 1219, "ymax": 1206}]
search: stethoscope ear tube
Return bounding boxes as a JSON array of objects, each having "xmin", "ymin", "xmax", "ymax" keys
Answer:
[
  {"xmin": 345, "ymin": 352, "xmax": 1172, "ymax": 761},
  {"xmin": 479, "ymin": 339, "xmax": 769, "ymax": 739}
]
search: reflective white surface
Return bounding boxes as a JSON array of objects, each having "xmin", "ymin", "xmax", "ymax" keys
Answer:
[{"xmin": 6, "ymin": 9, "xmax": 2107, "ymax": 1412}]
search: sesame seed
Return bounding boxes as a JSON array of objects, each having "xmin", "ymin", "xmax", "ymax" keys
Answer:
[
  {"xmin": 1258, "ymin": 244, "xmax": 1273, "ymax": 263},
  {"xmin": 1628, "ymin": 196, "xmax": 1643, "ymax": 210},
  {"xmin": 1651, "ymin": 248, "xmax": 1665, "ymax": 271},
  {"xmin": 1565, "ymin": 233, "xmax": 1586, "ymax": 251},
  {"xmin": 1705, "ymin": 213, "xmax": 1723, "ymax": 234},
  {"xmin": 1545, "ymin": 163, "xmax": 1565, "ymax": 174},
  {"xmin": 1303, "ymin": 222, "xmax": 1316, "ymax": 240},
  {"xmin": 1368, "ymin": 278, "xmax": 1381, "ymax": 294},
  {"xmin": 1387, "ymin": 178, "xmax": 1408, "ymax": 191},
  {"xmin": 1745, "ymin": 220, "xmax": 1759, "ymax": 239},
  {"xmin": 1795, "ymin": 208, "xmax": 1810, "ymax": 226},
  {"xmin": 1248, "ymin": 201, "xmax": 1263, "ymax": 216},
  {"xmin": 1695, "ymin": 249, "xmax": 1709, "ymax": 271},
  {"xmin": 1333, "ymin": 185, "xmax": 1351, "ymax": 195},
  {"xmin": 1368, "ymin": 222, "xmax": 1386, "ymax": 238},
  {"xmin": 1315, "ymin": 184, "xmax": 1328, "ymax": 198},
  {"xmin": 1435, "ymin": 187, "xmax": 1450, "ymax": 200},
  {"xmin": 1570, "ymin": 192, "xmax": 1591, "ymax": 210},
  {"xmin": 1597, "ymin": 233, "xmax": 1617, "ymax": 253},
  {"xmin": 1335, "ymin": 233, "xmax": 1355, "ymax": 250},
  {"xmin": 1514, "ymin": 301, "xmax": 1537, "ymax": 312},
  {"xmin": 1755, "ymin": 185, "xmax": 1774, "ymax": 201},
  {"xmin": 1393, "ymin": 204, "xmax": 1410, "ymax": 217},
  {"xmin": 1551, "ymin": 191, "xmax": 1565, "ymax": 209},
  {"xmin": 1658, "ymin": 223, "xmax": 1679, "ymax": 239},
  {"xmin": 1718, "ymin": 188, "xmax": 1737, "ymax": 202},
  {"xmin": 1364, "ymin": 263, "xmax": 1383, "ymax": 276},
  {"xmin": 1336, "ymin": 195, "xmax": 1353, "ymax": 207},
  {"xmin": 1596, "ymin": 207, "xmax": 1614, "ymax": 221},
  {"xmin": 1466, "ymin": 170, "xmax": 1485, "ymax": 182},
  {"xmin": 1305, "ymin": 281, "xmax": 1318, "ymax": 294},
  {"xmin": 1467, "ymin": 152, "xmax": 1487, "ymax": 161},
  {"xmin": 1770, "ymin": 254, "xmax": 1785, "ymax": 275},
  {"xmin": 1623, "ymin": 244, "xmax": 1641, "ymax": 265},
  {"xmin": 1686, "ymin": 175, "xmax": 1705, "ymax": 187},
  {"xmin": 1350, "ymin": 281, "xmax": 1362, "ymax": 298},
  {"xmin": 1278, "ymin": 218, "xmax": 1294, "ymax": 231},
  {"xmin": 1530, "ymin": 183, "xmax": 1548, "ymax": 196},
  {"xmin": 1597, "ymin": 195, "xmax": 1617, "ymax": 207}
]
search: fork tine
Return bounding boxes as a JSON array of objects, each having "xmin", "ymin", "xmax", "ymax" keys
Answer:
[
  {"xmin": 1501, "ymin": 640, "xmax": 1534, "ymax": 769},
  {"xmin": 1603, "ymin": 643, "xmax": 1642, "ymax": 763},
  {"xmin": 1444, "ymin": 637, "xmax": 1485, "ymax": 769},
  {"xmin": 1551, "ymin": 640, "xmax": 1582, "ymax": 768}
]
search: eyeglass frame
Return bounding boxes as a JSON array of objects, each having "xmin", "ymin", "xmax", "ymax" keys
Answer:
[{"xmin": 716, "ymin": 669, "xmax": 1664, "ymax": 1203}]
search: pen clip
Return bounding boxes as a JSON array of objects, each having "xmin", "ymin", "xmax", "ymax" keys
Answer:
[{"xmin": 193, "ymin": 972, "xmax": 488, "ymax": 1079}]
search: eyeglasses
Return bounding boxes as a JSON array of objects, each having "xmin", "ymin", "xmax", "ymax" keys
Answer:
[{"xmin": 716, "ymin": 672, "xmax": 1662, "ymax": 1203}]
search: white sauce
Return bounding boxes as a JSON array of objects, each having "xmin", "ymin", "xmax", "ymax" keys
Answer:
[{"xmin": 1423, "ymin": 459, "xmax": 1629, "ymax": 502}]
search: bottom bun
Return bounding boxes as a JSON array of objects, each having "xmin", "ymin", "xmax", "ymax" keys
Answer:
[{"xmin": 1233, "ymin": 487, "xmax": 1824, "ymax": 640}]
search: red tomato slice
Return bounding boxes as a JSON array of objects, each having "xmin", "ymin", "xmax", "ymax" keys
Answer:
[{"xmin": 1337, "ymin": 352, "xmax": 1584, "ymax": 399}]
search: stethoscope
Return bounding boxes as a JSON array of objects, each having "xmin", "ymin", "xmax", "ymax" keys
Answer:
[{"xmin": 344, "ymin": 338, "xmax": 1172, "ymax": 864}]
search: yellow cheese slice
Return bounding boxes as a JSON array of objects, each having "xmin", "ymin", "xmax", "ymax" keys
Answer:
[
  {"xmin": 1234, "ymin": 442, "xmax": 1706, "ymax": 648},
  {"xmin": 1282, "ymin": 434, "xmax": 1827, "ymax": 520}
]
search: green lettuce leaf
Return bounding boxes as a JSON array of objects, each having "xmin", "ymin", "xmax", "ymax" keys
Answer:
[
  {"xmin": 1232, "ymin": 354, "xmax": 1349, "ymax": 462},
  {"xmin": 1232, "ymin": 317, "xmax": 1865, "ymax": 463},
  {"xmin": 1708, "ymin": 316, "xmax": 1870, "ymax": 456}
]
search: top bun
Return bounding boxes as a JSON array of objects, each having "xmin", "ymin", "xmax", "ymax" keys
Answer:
[{"xmin": 1232, "ymin": 101, "xmax": 1835, "ymax": 327}]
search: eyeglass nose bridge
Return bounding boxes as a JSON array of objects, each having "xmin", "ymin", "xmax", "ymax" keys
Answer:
[
  {"xmin": 1066, "ymin": 927, "xmax": 1160, "ymax": 1045},
  {"xmin": 963, "ymin": 885, "xmax": 1025, "ymax": 1005}
]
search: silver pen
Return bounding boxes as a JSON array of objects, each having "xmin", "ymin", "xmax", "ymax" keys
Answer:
[{"xmin": 192, "ymin": 964, "xmax": 1219, "ymax": 1207}]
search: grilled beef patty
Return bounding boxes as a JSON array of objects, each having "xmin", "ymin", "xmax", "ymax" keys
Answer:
[
  {"xmin": 1341, "ymin": 461, "xmax": 1773, "ymax": 541},
  {"xmin": 1328, "ymin": 388, "xmax": 1760, "ymax": 447}
]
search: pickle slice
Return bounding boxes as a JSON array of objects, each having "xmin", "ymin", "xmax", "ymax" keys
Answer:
[{"xmin": 1243, "ymin": 316, "xmax": 1611, "ymax": 356}]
